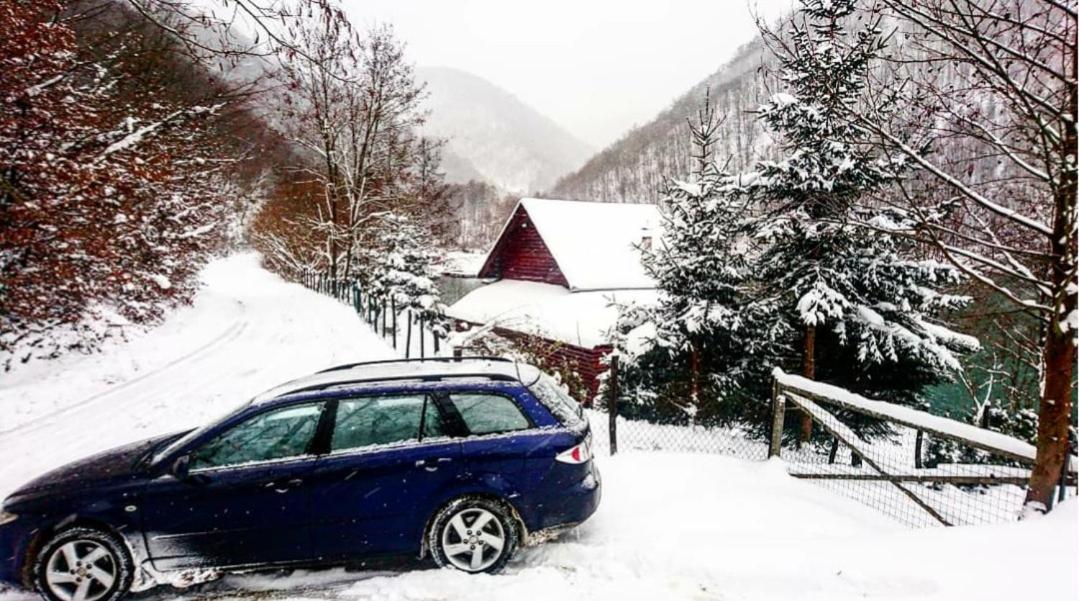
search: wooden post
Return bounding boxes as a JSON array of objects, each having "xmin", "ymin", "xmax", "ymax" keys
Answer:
[
  {"xmin": 828, "ymin": 437, "xmax": 839, "ymax": 464},
  {"xmin": 433, "ymin": 328, "xmax": 441, "ymax": 354},
  {"xmin": 914, "ymin": 430, "xmax": 925, "ymax": 469},
  {"xmin": 405, "ymin": 311, "xmax": 413, "ymax": 359},
  {"xmin": 769, "ymin": 378, "xmax": 785, "ymax": 458},
  {"xmin": 453, "ymin": 347, "xmax": 462, "ymax": 361},
  {"xmin": 608, "ymin": 356, "xmax": 619, "ymax": 455},
  {"xmin": 381, "ymin": 299, "xmax": 387, "ymax": 337},
  {"xmin": 800, "ymin": 324, "xmax": 816, "ymax": 443}
]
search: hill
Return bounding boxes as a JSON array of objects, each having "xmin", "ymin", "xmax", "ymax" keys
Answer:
[
  {"xmin": 551, "ymin": 39, "xmax": 778, "ymax": 203},
  {"xmin": 418, "ymin": 66, "xmax": 593, "ymax": 194}
]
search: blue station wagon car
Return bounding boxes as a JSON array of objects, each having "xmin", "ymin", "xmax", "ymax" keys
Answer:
[{"xmin": 0, "ymin": 357, "xmax": 601, "ymax": 601}]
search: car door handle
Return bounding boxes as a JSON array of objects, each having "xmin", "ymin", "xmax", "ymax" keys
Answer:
[
  {"xmin": 266, "ymin": 478, "xmax": 304, "ymax": 493},
  {"xmin": 415, "ymin": 458, "xmax": 452, "ymax": 472}
]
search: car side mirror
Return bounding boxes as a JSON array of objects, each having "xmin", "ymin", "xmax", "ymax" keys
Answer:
[{"xmin": 169, "ymin": 454, "xmax": 191, "ymax": 480}]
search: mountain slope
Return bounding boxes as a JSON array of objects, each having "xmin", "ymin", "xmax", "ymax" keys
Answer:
[
  {"xmin": 552, "ymin": 39, "xmax": 777, "ymax": 203},
  {"xmin": 418, "ymin": 66, "xmax": 593, "ymax": 194}
]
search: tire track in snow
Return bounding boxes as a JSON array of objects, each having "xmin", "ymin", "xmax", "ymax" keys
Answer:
[{"xmin": 0, "ymin": 320, "xmax": 249, "ymax": 438}]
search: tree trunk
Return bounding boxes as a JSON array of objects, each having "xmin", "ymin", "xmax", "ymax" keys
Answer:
[
  {"xmin": 1026, "ymin": 51, "xmax": 1078, "ymax": 510},
  {"xmin": 800, "ymin": 324, "xmax": 816, "ymax": 442},
  {"xmin": 689, "ymin": 342, "xmax": 700, "ymax": 404}
]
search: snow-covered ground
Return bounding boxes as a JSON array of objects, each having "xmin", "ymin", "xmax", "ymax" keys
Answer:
[
  {"xmin": 2, "ymin": 253, "xmax": 1076, "ymax": 601},
  {"xmin": 0, "ymin": 253, "xmax": 393, "ymax": 499}
]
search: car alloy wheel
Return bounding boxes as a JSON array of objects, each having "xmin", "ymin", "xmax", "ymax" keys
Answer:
[
  {"xmin": 429, "ymin": 496, "xmax": 519, "ymax": 574},
  {"xmin": 441, "ymin": 507, "xmax": 506, "ymax": 572},
  {"xmin": 45, "ymin": 540, "xmax": 117, "ymax": 601},
  {"xmin": 35, "ymin": 527, "xmax": 132, "ymax": 601}
]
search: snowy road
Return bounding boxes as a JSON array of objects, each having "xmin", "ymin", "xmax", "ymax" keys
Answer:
[
  {"xmin": 2, "ymin": 254, "xmax": 1076, "ymax": 601},
  {"xmin": 0, "ymin": 254, "xmax": 394, "ymax": 500}
]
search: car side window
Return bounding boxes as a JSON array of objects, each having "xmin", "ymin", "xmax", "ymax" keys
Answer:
[
  {"xmin": 331, "ymin": 395, "xmax": 445, "ymax": 452},
  {"xmin": 189, "ymin": 403, "xmax": 324, "ymax": 470},
  {"xmin": 448, "ymin": 393, "xmax": 531, "ymax": 435}
]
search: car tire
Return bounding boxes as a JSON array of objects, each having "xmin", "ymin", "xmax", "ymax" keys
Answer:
[
  {"xmin": 33, "ymin": 526, "xmax": 133, "ymax": 601},
  {"xmin": 428, "ymin": 496, "xmax": 520, "ymax": 574}
]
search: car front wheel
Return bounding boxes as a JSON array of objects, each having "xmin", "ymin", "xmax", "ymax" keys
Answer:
[
  {"xmin": 428, "ymin": 496, "xmax": 519, "ymax": 574},
  {"xmin": 34, "ymin": 527, "xmax": 133, "ymax": 601}
]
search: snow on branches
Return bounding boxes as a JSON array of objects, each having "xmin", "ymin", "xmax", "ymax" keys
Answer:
[{"xmin": 1, "ymin": 1, "xmax": 266, "ymax": 367}]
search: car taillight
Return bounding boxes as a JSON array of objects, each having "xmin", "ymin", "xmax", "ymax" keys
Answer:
[{"xmin": 555, "ymin": 440, "xmax": 592, "ymax": 464}]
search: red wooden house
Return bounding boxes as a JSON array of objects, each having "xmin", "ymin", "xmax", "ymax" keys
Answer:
[{"xmin": 446, "ymin": 198, "xmax": 660, "ymax": 402}]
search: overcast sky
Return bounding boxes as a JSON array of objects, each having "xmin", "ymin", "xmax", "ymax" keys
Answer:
[{"xmin": 340, "ymin": 0, "xmax": 793, "ymax": 149}]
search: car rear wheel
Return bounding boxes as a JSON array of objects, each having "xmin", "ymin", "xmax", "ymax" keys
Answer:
[
  {"xmin": 429, "ymin": 497, "xmax": 519, "ymax": 574},
  {"xmin": 34, "ymin": 527, "xmax": 133, "ymax": 601}
]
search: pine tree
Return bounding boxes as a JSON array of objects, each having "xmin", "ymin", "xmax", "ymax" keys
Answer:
[
  {"xmin": 608, "ymin": 93, "xmax": 775, "ymax": 426},
  {"xmin": 357, "ymin": 213, "xmax": 446, "ymax": 333},
  {"xmin": 743, "ymin": 0, "xmax": 976, "ymax": 436}
]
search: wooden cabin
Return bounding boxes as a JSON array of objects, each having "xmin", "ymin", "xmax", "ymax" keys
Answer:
[{"xmin": 446, "ymin": 198, "xmax": 660, "ymax": 402}]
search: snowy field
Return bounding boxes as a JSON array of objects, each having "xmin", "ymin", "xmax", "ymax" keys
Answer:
[{"xmin": 1, "ymin": 254, "xmax": 1076, "ymax": 601}]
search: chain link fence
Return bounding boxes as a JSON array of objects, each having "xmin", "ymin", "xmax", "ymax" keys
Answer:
[{"xmin": 593, "ymin": 367, "xmax": 1076, "ymax": 528}]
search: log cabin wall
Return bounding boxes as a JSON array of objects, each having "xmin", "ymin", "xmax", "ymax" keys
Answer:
[{"xmin": 479, "ymin": 207, "xmax": 569, "ymax": 287}]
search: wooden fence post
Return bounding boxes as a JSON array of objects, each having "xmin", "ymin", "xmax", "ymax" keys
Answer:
[
  {"xmin": 914, "ymin": 430, "xmax": 925, "ymax": 469},
  {"xmin": 453, "ymin": 347, "xmax": 462, "ymax": 361},
  {"xmin": 381, "ymin": 299, "xmax": 387, "ymax": 337},
  {"xmin": 405, "ymin": 311, "xmax": 412, "ymax": 359},
  {"xmin": 769, "ymin": 378, "xmax": 785, "ymax": 458}
]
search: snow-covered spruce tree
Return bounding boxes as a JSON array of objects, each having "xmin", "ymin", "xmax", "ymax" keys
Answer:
[
  {"xmin": 605, "ymin": 95, "xmax": 775, "ymax": 427},
  {"xmin": 356, "ymin": 213, "xmax": 447, "ymax": 335},
  {"xmin": 745, "ymin": 0, "xmax": 976, "ymax": 438}
]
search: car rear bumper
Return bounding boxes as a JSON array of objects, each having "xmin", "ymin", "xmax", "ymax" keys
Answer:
[{"xmin": 534, "ymin": 461, "xmax": 601, "ymax": 532}]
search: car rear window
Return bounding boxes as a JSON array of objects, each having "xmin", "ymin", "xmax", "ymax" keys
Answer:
[
  {"xmin": 528, "ymin": 374, "xmax": 585, "ymax": 428},
  {"xmin": 448, "ymin": 393, "xmax": 531, "ymax": 435}
]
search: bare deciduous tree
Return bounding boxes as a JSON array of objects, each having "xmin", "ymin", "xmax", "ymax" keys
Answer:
[{"xmin": 856, "ymin": 0, "xmax": 1076, "ymax": 509}]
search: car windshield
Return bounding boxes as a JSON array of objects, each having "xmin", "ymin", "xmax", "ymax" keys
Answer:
[
  {"xmin": 151, "ymin": 398, "xmax": 253, "ymax": 465},
  {"xmin": 528, "ymin": 374, "xmax": 585, "ymax": 428}
]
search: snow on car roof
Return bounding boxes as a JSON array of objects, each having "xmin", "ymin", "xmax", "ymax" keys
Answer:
[
  {"xmin": 251, "ymin": 358, "xmax": 542, "ymax": 404},
  {"xmin": 446, "ymin": 280, "xmax": 659, "ymax": 348},
  {"xmin": 493, "ymin": 198, "xmax": 661, "ymax": 290}
]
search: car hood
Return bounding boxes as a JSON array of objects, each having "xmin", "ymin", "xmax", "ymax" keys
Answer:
[{"xmin": 4, "ymin": 432, "xmax": 180, "ymax": 505}]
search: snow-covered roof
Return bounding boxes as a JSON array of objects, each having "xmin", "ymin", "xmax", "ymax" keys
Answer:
[
  {"xmin": 446, "ymin": 280, "xmax": 658, "ymax": 348},
  {"xmin": 484, "ymin": 198, "xmax": 661, "ymax": 290},
  {"xmin": 437, "ymin": 251, "xmax": 487, "ymax": 277}
]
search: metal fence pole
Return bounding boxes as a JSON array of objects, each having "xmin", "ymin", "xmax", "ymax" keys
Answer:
[
  {"xmin": 419, "ymin": 315, "xmax": 426, "ymax": 358},
  {"xmin": 391, "ymin": 298, "xmax": 397, "ymax": 349},
  {"xmin": 608, "ymin": 355, "xmax": 619, "ymax": 455},
  {"xmin": 405, "ymin": 311, "xmax": 412, "ymax": 359}
]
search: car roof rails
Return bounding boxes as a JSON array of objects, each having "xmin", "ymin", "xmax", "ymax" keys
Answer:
[
  {"xmin": 280, "ymin": 372, "xmax": 523, "ymax": 398},
  {"xmin": 316, "ymin": 356, "xmax": 513, "ymax": 374}
]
